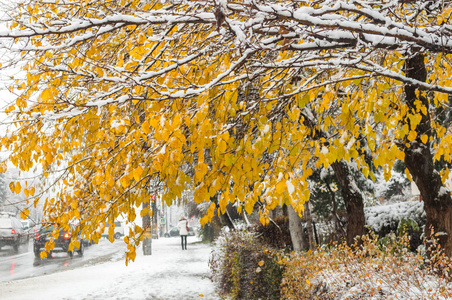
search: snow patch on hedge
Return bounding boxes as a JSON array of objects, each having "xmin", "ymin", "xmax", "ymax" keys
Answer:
[{"xmin": 365, "ymin": 201, "xmax": 425, "ymax": 232}]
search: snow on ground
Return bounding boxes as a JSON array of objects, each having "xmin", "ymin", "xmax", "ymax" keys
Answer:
[{"xmin": 0, "ymin": 236, "xmax": 219, "ymax": 300}]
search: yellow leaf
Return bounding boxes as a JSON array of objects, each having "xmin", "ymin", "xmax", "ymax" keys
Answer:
[
  {"xmin": 107, "ymin": 173, "xmax": 115, "ymax": 187},
  {"xmin": 407, "ymin": 130, "xmax": 417, "ymax": 142},
  {"xmin": 41, "ymin": 89, "xmax": 53, "ymax": 102},
  {"xmin": 362, "ymin": 166, "xmax": 369, "ymax": 178},
  {"xmin": 29, "ymin": 186, "xmax": 35, "ymax": 196},
  {"xmin": 275, "ymin": 180, "xmax": 285, "ymax": 195},
  {"xmin": 20, "ymin": 209, "xmax": 29, "ymax": 220},
  {"xmin": 140, "ymin": 208, "xmax": 150, "ymax": 217},
  {"xmin": 149, "ymin": 118, "xmax": 159, "ymax": 128},
  {"xmin": 120, "ymin": 175, "xmax": 130, "ymax": 188},
  {"xmin": 46, "ymin": 153, "xmax": 53, "ymax": 164},
  {"xmin": 368, "ymin": 139, "xmax": 376, "ymax": 151},
  {"xmin": 421, "ymin": 134, "xmax": 428, "ymax": 144},
  {"xmin": 133, "ymin": 165, "xmax": 144, "ymax": 182},
  {"xmin": 15, "ymin": 182, "xmax": 21, "ymax": 194},
  {"xmin": 137, "ymin": 33, "xmax": 147, "ymax": 44},
  {"xmin": 258, "ymin": 260, "xmax": 265, "ymax": 266},
  {"xmin": 219, "ymin": 140, "xmax": 227, "ymax": 153},
  {"xmin": 142, "ymin": 121, "xmax": 150, "ymax": 134},
  {"xmin": 306, "ymin": 279, "xmax": 311, "ymax": 286}
]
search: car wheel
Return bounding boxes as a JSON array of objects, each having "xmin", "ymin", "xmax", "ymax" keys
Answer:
[
  {"xmin": 114, "ymin": 232, "xmax": 121, "ymax": 240},
  {"xmin": 68, "ymin": 250, "xmax": 74, "ymax": 258},
  {"xmin": 13, "ymin": 243, "xmax": 19, "ymax": 253},
  {"xmin": 34, "ymin": 250, "xmax": 41, "ymax": 258},
  {"xmin": 164, "ymin": 233, "xmax": 169, "ymax": 238},
  {"xmin": 77, "ymin": 242, "xmax": 84, "ymax": 256}
]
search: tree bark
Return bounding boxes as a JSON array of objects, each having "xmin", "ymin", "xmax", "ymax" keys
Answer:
[
  {"xmin": 288, "ymin": 205, "xmax": 307, "ymax": 251},
  {"xmin": 219, "ymin": 207, "xmax": 236, "ymax": 230},
  {"xmin": 300, "ymin": 109, "xmax": 366, "ymax": 246},
  {"xmin": 304, "ymin": 202, "xmax": 315, "ymax": 250},
  {"xmin": 331, "ymin": 160, "xmax": 366, "ymax": 245},
  {"xmin": 142, "ymin": 200, "xmax": 152, "ymax": 255},
  {"xmin": 242, "ymin": 211, "xmax": 251, "ymax": 226},
  {"xmin": 325, "ymin": 178, "xmax": 346, "ymax": 241},
  {"xmin": 402, "ymin": 53, "xmax": 452, "ymax": 256}
]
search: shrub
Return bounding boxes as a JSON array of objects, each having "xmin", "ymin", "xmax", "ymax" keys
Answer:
[
  {"xmin": 364, "ymin": 201, "xmax": 425, "ymax": 237},
  {"xmin": 253, "ymin": 216, "xmax": 293, "ymax": 251},
  {"xmin": 281, "ymin": 233, "xmax": 452, "ymax": 299},
  {"xmin": 365, "ymin": 201, "xmax": 425, "ymax": 251},
  {"xmin": 397, "ymin": 217, "xmax": 423, "ymax": 251},
  {"xmin": 199, "ymin": 221, "xmax": 221, "ymax": 242},
  {"xmin": 209, "ymin": 229, "xmax": 284, "ymax": 299}
]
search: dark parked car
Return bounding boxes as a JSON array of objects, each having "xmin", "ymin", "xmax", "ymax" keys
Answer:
[
  {"xmin": 0, "ymin": 213, "xmax": 29, "ymax": 252},
  {"xmin": 164, "ymin": 226, "xmax": 195, "ymax": 237},
  {"xmin": 33, "ymin": 224, "xmax": 84, "ymax": 258}
]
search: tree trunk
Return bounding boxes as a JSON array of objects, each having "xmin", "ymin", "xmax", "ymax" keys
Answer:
[
  {"xmin": 402, "ymin": 53, "xmax": 452, "ymax": 256},
  {"xmin": 142, "ymin": 200, "xmax": 152, "ymax": 255},
  {"xmin": 300, "ymin": 108, "xmax": 366, "ymax": 246},
  {"xmin": 242, "ymin": 212, "xmax": 251, "ymax": 226},
  {"xmin": 288, "ymin": 205, "xmax": 307, "ymax": 251},
  {"xmin": 219, "ymin": 207, "xmax": 235, "ymax": 230},
  {"xmin": 282, "ymin": 204, "xmax": 288, "ymax": 217},
  {"xmin": 304, "ymin": 202, "xmax": 315, "ymax": 250},
  {"xmin": 331, "ymin": 160, "xmax": 366, "ymax": 245},
  {"xmin": 325, "ymin": 178, "xmax": 346, "ymax": 241}
]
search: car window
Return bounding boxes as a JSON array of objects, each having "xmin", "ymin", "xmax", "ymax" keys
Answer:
[
  {"xmin": 114, "ymin": 222, "xmax": 121, "ymax": 227},
  {"xmin": 0, "ymin": 218, "xmax": 12, "ymax": 229},
  {"xmin": 40, "ymin": 225, "xmax": 55, "ymax": 232},
  {"xmin": 12, "ymin": 218, "xmax": 22, "ymax": 229}
]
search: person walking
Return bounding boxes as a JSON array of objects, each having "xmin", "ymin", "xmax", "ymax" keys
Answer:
[{"xmin": 177, "ymin": 216, "xmax": 189, "ymax": 250}]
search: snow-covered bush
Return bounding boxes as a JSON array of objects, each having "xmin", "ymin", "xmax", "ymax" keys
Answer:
[
  {"xmin": 374, "ymin": 168, "xmax": 411, "ymax": 203},
  {"xmin": 281, "ymin": 234, "xmax": 452, "ymax": 299},
  {"xmin": 209, "ymin": 229, "xmax": 284, "ymax": 299},
  {"xmin": 365, "ymin": 201, "xmax": 425, "ymax": 234},
  {"xmin": 365, "ymin": 201, "xmax": 425, "ymax": 250}
]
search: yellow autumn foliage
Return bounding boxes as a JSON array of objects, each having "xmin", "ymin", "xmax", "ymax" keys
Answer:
[{"xmin": 1, "ymin": 0, "xmax": 452, "ymax": 263}]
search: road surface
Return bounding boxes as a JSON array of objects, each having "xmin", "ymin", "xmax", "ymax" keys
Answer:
[{"xmin": 0, "ymin": 238, "xmax": 126, "ymax": 282}]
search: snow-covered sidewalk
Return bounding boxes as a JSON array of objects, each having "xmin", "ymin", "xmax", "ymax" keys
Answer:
[{"xmin": 0, "ymin": 236, "xmax": 219, "ymax": 300}]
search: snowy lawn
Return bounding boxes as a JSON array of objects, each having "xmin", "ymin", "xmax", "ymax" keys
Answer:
[{"xmin": 0, "ymin": 236, "xmax": 219, "ymax": 300}]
